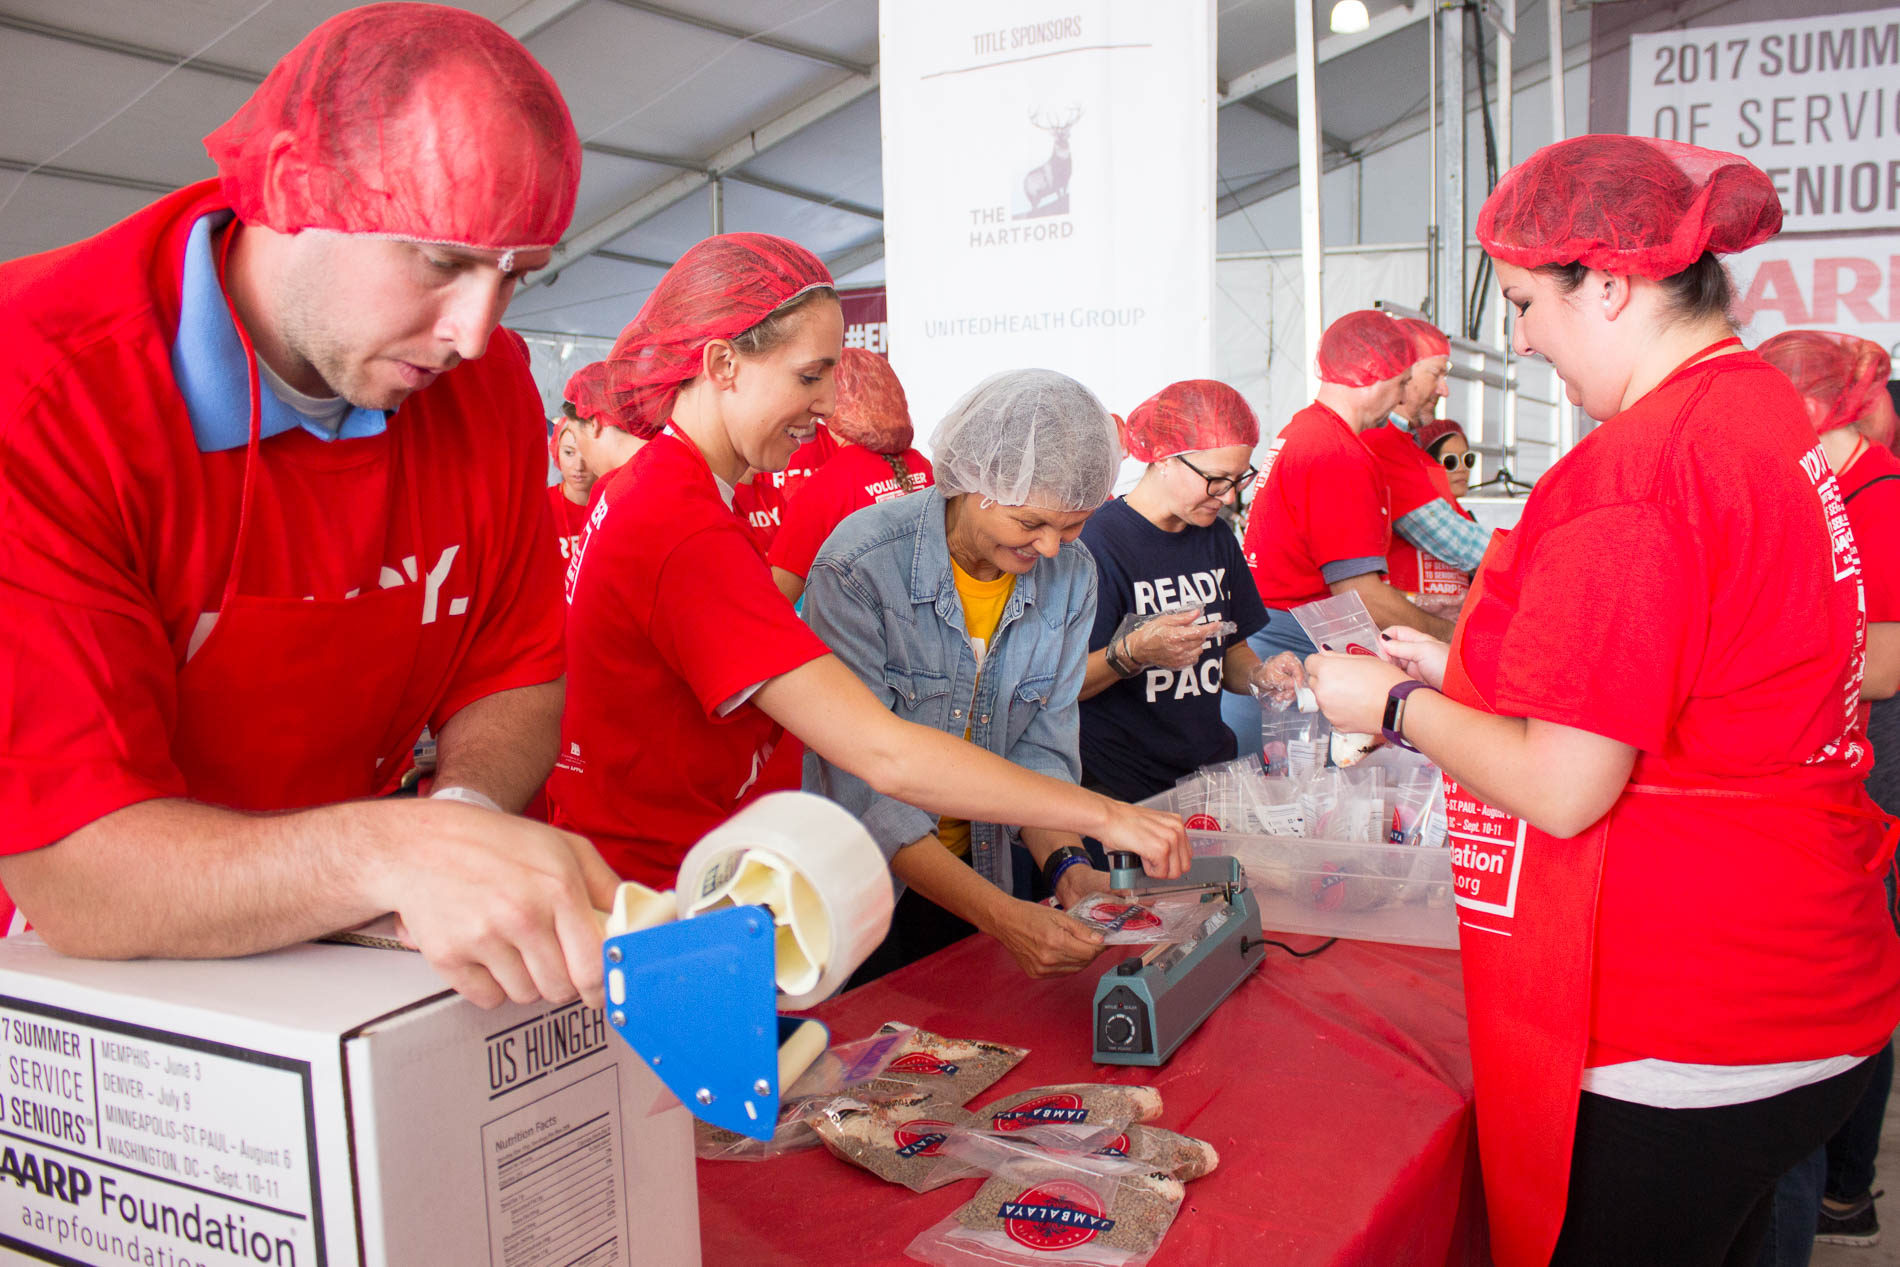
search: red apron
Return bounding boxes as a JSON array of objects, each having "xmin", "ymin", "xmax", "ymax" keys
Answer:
[
  {"xmin": 167, "ymin": 228, "xmax": 432, "ymax": 810},
  {"xmin": 1441, "ymin": 340, "xmax": 1900, "ymax": 1266},
  {"xmin": 1439, "ymin": 539, "xmax": 1598, "ymax": 1267}
]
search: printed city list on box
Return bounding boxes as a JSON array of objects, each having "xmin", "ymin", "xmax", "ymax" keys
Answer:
[{"xmin": 0, "ymin": 996, "xmax": 323, "ymax": 1267}]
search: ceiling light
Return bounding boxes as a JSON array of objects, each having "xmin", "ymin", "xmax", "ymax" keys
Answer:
[{"xmin": 1330, "ymin": 0, "xmax": 1372, "ymax": 34}]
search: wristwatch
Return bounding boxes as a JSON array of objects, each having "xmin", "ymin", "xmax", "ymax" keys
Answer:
[
  {"xmin": 1104, "ymin": 637, "xmax": 1142, "ymax": 679},
  {"xmin": 1041, "ymin": 844, "xmax": 1093, "ymax": 893},
  {"xmin": 1382, "ymin": 680, "xmax": 1436, "ymax": 752}
]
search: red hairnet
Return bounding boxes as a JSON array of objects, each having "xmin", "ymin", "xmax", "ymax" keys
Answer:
[
  {"xmin": 549, "ymin": 417, "xmax": 574, "ymax": 466},
  {"xmin": 829, "ymin": 349, "xmax": 912, "ymax": 453},
  {"xmin": 1121, "ymin": 380, "xmax": 1260, "ymax": 462},
  {"xmin": 205, "ymin": 4, "xmax": 580, "ymax": 253},
  {"xmin": 1398, "ymin": 317, "xmax": 1451, "ymax": 364},
  {"xmin": 1415, "ymin": 418, "xmax": 1468, "ymax": 453},
  {"xmin": 563, "ymin": 361, "xmax": 614, "ymax": 426},
  {"xmin": 1317, "ymin": 311, "xmax": 1416, "ymax": 387},
  {"xmin": 605, "ymin": 233, "xmax": 835, "ymax": 438},
  {"xmin": 1476, "ymin": 135, "xmax": 1780, "ymax": 278},
  {"xmin": 1759, "ymin": 331, "xmax": 1894, "ymax": 437}
]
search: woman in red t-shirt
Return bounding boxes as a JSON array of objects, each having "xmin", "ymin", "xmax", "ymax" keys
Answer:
[
  {"xmin": 1302, "ymin": 136, "xmax": 1900, "ymax": 1267},
  {"xmin": 545, "ymin": 418, "xmax": 594, "ymax": 568},
  {"xmin": 562, "ymin": 360, "xmax": 645, "ymax": 489},
  {"xmin": 1759, "ymin": 329, "xmax": 1900, "ymax": 1253},
  {"xmin": 770, "ymin": 347, "xmax": 934, "ymax": 602},
  {"xmin": 551, "ymin": 233, "xmax": 1188, "ymax": 901}
]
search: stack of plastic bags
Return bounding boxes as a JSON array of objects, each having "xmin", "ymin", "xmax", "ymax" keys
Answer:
[{"xmin": 1170, "ymin": 756, "xmax": 1446, "ymax": 849}]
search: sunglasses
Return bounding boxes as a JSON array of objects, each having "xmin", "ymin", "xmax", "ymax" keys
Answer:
[{"xmin": 1439, "ymin": 452, "xmax": 1478, "ymax": 471}]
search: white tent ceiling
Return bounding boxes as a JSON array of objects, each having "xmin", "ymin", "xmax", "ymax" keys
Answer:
[{"xmin": 0, "ymin": 0, "xmax": 1591, "ymax": 340}]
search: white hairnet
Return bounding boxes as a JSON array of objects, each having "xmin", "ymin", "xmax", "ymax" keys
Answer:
[{"xmin": 928, "ymin": 369, "xmax": 1120, "ymax": 510}]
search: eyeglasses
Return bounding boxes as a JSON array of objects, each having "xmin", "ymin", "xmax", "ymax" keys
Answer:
[
  {"xmin": 1174, "ymin": 454, "xmax": 1258, "ymax": 498},
  {"xmin": 1439, "ymin": 452, "xmax": 1478, "ymax": 472}
]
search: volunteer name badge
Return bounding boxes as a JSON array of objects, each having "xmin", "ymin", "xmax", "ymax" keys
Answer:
[{"xmin": 1443, "ymin": 773, "xmax": 1527, "ymax": 926}]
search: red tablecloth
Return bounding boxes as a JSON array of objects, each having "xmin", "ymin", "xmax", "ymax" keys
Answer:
[{"xmin": 697, "ymin": 932, "xmax": 1487, "ymax": 1266}]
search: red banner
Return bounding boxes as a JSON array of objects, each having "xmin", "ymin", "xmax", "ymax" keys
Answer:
[{"xmin": 839, "ymin": 286, "xmax": 889, "ymax": 358}]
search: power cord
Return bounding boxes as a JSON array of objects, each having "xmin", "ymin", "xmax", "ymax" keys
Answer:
[{"xmin": 1241, "ymin": 936, "xmax": 1340, "ymax": 958}]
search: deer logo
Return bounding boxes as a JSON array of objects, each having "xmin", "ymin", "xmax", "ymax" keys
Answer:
[{"xmin": 1016, "ymin": 106, "xmax": 1081, "ymax": 219}]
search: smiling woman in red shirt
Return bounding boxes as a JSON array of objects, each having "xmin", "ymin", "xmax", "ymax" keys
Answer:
[
  {"xmin": 550, "ymin": 233, "xmax": 1189, "ymax": 897},
  {"xmin": 1302, "ymin": 136, "xmax": 1900, "ymax": 1267}
]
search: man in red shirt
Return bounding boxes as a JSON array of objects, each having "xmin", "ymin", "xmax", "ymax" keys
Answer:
[
  {"xmin": 1360, "ymin": 318, "xmax": 1491, "ymax": 607},
  {"xmin": 0, "ymin": 6, "xmax": 617, "ymax": 1010},
  {"xmin": 1225, "ymin": 310, "xmax": 1453, "ymax": 756},
  {"xmin": 1243, "ymin": 310, "xmax": 1453, "ymax": 640}
]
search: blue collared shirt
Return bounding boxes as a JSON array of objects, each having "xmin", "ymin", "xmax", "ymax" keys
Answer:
[{"xmin": 169, "ymin": 211, "xmax": 388, "ymax": 452}]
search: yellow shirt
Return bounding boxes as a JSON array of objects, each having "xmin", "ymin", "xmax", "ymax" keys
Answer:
[{"xmin": 938, "ymin": 560, "xmax": 1016, "ymax": 859}]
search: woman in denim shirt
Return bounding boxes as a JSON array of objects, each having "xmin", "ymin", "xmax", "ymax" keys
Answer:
[{"xmin": 804, "ymin": 370, "xmax": 1131, "ymax": 983}]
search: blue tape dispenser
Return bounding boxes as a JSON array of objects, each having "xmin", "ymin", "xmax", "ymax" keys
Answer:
[{"xmin": 599, "ymin": 792, "xmax": 895, "ymax": 1139}]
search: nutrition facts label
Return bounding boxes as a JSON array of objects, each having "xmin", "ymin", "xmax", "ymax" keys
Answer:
[
  {"xmin": 481, "ymin": 1066, "xmax": 626, "ymax": 1267},
  {"xmin": 0, "ymin": 995, "xmax": 323, "ymax": 1267}
]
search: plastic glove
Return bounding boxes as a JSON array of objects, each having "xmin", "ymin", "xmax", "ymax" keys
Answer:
[
  {"xmin": 1248, "ymin": 651, "xmax": 1306, "ymax": 708},
  {"xmin": 1127, "ymin": 608, "xmax": 1213, "ymax": 670}
]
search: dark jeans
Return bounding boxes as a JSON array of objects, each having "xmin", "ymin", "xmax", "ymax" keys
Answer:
[
  {"xmin": 1830, "ymin": 1040, "xmax": 1895, "ymax": 1200},
  {"xmin": 1551, "ymin": 1059, "xmax": 1874, "ymax": 1267},
  {"xmin": 1756, "ymin": 1041, "xmax": 1896, "ymax": 1267}
]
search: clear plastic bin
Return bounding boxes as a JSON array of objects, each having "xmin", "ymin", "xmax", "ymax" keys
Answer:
[{"xmin": 1140, "ymin": 789, "xmax": 1459, "ymax": 951}]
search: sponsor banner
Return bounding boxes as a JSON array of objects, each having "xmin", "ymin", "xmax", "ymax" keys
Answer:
[
  {"xmin": 1628, "ymin": 9, "xmax": 1900, "ymax": 236},
  {"xmin": 839, "ymin": 286, "xmax": 890, "ymax": 358},
  {"xmin": 879, "ymin": 1, "xmax": 1215, "ymax": 435},
  {"xmin": 1729, "ymin": 233, "xmax": 1900, "ymax": 358}
]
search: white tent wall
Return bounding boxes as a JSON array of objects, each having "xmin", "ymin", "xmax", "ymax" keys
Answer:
[
  {"xmin": 1217, "ymin": 56, "xmax": 1591, "ymax": 254},
  {"xmin": 1214, "ymin": 245, "xmax": 1424, "ymax": 435},
  {"xmin": 519, "ymin": 332, "xmax": 617, "ymax": 420}
]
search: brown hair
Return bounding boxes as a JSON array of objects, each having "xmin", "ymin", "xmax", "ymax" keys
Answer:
[
  {"xmin": 882, "ymin": 451, "xmax": 912, "ymax": 491},
  {"xmin": 730, "ymin": 286, "xmax": 840, "ymax": 357},
  {"xmin": 1538, "ymin": 250, "xmax": 1734, "ymax": 327}
]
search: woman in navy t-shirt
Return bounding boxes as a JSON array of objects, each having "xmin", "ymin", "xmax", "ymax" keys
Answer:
[{"xmin": 1079, "ymin": 381, "xmax": 1294, "ymax": 801}]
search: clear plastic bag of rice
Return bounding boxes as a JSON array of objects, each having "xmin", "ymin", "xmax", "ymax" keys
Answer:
[
  {"xmin": 905, "ymin": 1134, "xmax": 1185, "ymax": 1266},
  {"xmin": 808, "ymin": 1091, "xmax": 980, "ymax": 1192},
  {"xmin": 865, "ymin": 1021, "xmax": 1028, "ymax": 1107},
  {"xmin": 975, "ymin": 1083, "xmax": 1163, "ymax": 1133},
  {"xmin": 1087, "ymin": 1123, "xmax": 1220, "ymax": 1182}
]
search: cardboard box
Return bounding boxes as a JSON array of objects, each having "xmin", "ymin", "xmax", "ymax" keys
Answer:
[{"xmin": 0, "ymin": 936, "xmax": 699, "ymax": 1266}]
